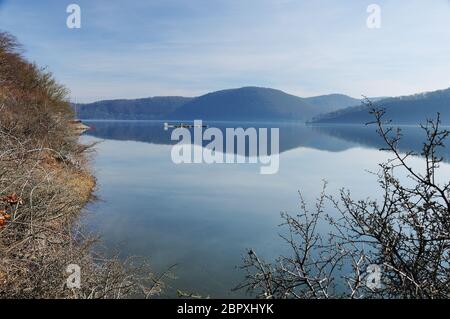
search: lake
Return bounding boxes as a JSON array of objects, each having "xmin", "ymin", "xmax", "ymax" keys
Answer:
[{"xmin": 80, "ymin": 120, "xmax": 450, "ymax": 298}]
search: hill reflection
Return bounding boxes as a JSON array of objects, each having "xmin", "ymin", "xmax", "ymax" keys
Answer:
[{"xmin": 83, "ymin": 120, "xmax": 450, "ymax": 160}]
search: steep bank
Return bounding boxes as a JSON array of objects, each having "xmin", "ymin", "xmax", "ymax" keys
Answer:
[{"xmin": 0, "ymin": 31, "xmax": 156, "ymax": 299}]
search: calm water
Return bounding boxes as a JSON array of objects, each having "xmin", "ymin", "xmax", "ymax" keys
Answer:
[{"xmin": 81, "ymin": 121, "xmax": 450, "ymax": 298}]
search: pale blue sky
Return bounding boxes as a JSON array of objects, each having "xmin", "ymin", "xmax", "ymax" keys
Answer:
[{"xmin": 1, "ymin": 0, "xmax": 450, "ymax": 102}]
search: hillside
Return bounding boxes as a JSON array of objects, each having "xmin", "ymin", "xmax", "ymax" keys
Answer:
[
  {"xmin": 312, "ymin": 88, "xmax": 450, "ymax": 124},
  {"xmin": 0, "ymin": 31, "xmax": 153, "ymax": 299},
  {"xmin": 170, "ymin": 87, "xmax": 321, "ymax": 121},
  {"xmin": 75, "ymin": 96, "xmax": 193, "ymax": 120},
  {"xmin": 75, "ymin": 87, "xmax": 360, "ymax": 122},
  {"xmin": 303, "ymin": 94, "xmax": 360, "ymax": 113}
]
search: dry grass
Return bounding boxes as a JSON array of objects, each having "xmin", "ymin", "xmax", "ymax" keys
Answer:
[{"xmin": 0, "ymin": 31, "xmax": 161, "ymax": 299}]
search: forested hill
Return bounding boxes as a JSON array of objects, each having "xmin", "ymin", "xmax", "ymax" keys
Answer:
[
  {"xmin": 170, "ymin": 87, "xmax": 312, "ymax": 121},
  {"xmin": 75, "ymin": 87, "xmax": 360, "ymax": 121},
  {"xmin": 312, "ymin": 88, "xmax": 450, "ymax": 124},
  {"xmin": 75, "ymin": 96, "xmax": 193, "ymax": 120},
  {"xmin": 303, "ymin": 94, "xmax": 360, "ymax": 113}
]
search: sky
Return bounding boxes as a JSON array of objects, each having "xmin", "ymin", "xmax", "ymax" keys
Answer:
[{"xmin": 1, "ymin": 0, "xmax": 450, "ymax": 103}]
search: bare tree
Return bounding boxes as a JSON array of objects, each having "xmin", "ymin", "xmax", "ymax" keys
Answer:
[{"xmin": 236, "ymin": 101, "xmax": 450, "ymax": 299}]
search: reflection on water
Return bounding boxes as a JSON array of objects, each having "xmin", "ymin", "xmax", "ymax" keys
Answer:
[
  {"xmin": 81, "ymin": 120, "xmax": 450, "ymax": 298},
  {"xmin": 84, "ymin": 120, "xmax": 450, "ymax": 159}
]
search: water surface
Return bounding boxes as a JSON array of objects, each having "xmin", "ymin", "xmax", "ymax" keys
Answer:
[{"xmin": 81, "ymin": 120, "xmax": 450, "ymax": 298}]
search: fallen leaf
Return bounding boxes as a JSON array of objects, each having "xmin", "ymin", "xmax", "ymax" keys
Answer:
[{"xmin": 2, "ymin": 193, "xmax": 23, "ymax": 205}]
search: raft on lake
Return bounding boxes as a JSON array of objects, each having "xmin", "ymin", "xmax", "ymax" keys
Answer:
[{"xmin": 164, "ymin": 122, "xmax": 209, "ymax": 129}]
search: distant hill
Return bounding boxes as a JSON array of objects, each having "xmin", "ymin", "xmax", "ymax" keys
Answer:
[
  {"xmin": 312, "ymin": 88, "xmax": 450, "ymax": 125},
  {"xmin": 75, "ymin": 96, "xmax": 193, "ymax": 120},
  {"xmin": 171, "ymin": 87, "xmax": 322, "ymax": 121},
  {"xmin": 74, "ymin": 87, "xmax": 362, "ymax": 121},
  {"xmin": 303, "ymin": 94, "xmax": 360, "ymax": 113}
]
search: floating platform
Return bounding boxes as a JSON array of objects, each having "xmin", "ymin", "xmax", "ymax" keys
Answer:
[{"xmin": 164, "ymin": 122, "xmax": 209, "ymax": 129}]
